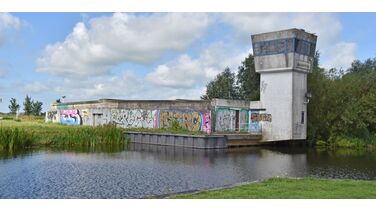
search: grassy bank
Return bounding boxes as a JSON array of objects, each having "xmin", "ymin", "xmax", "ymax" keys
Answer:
[
  {"xmin": 316, "ymin": 135, "xmax": 376, "ymax": 150},
  {"xmin": 171, "ymin": 177, "xmax": 376, "ymax": 199},
  {"xmin": 0, "ymin": 119, "xmax": 127, "ymax": 151}
]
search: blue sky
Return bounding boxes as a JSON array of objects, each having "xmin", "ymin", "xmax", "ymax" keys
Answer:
[{"xmin": 0, "ymin": 12, "xmax": 375, "ymax": 113}]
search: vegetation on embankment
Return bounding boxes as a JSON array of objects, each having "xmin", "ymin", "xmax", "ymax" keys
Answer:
[
  {"xmin": 307, "ymin": 56, "xmax": 376, "ymax": 149},
  {"xmin": 170, "ymin": 177, "xmax": 376, "ymax": 199},
  {"xmin": 0, "ymin": 119, "xmax": 127, "ymax": 151}
]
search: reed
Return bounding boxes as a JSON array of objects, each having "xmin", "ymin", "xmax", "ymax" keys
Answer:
[{"xmin": 0, "ymin": 120, "xmax": 127, "ymax": 151}]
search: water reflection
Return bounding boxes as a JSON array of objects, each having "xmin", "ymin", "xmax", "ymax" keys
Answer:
[{"xmin": 0, "ymin": 144, "xmax": 375, "ymax": 198}]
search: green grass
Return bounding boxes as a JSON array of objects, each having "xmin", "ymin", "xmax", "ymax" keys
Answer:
[
  {"xmin": 170, "ymin": 177, "xmax": 376, "ymax": 199},
  {"xmin": 316, "ymin": 136, "xmax": 376, "ymax": 150},
  {"xmin": 0, "ymin": 119, "xmax": 127, "ymax": 151}
]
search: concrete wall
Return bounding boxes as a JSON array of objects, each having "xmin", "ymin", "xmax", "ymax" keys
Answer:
[
  {"xmin": 259, "ymin": 71, "xmax": 292, "ymax": 141},
  {"xmin": 292, "ymin": 71, "xmax": 307, "ymax": 139},
  {"xmin": 46, "ymin": 99, "xmax": 213, "ymax": 134},
  {"xmin": 46, "ymin": 99, "xmax": 262, "ymax": 135}
]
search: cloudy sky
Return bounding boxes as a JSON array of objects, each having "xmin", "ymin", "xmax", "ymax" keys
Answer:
[{"xmin": 0, "ymin": 12, "xmax": 375, "ymax": 112}]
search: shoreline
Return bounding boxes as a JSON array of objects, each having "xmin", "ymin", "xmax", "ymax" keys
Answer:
[{"xmin": 168, "ymin": 177, "xmax": 376, "ymax": 199}]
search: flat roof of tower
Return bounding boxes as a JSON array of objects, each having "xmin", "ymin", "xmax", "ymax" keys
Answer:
[{"xmin": 251, "ymin": 28, "xmax": 317, "ymax": 42}]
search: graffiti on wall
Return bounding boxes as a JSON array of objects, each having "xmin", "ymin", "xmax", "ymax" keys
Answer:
[
  {"xmin": 238, "ymin": 110, "xmax": 249, "ymax": 132},
  {"xmin": 155, "ymin": 110, "xmax": 211, "ymax": 134},
  {"xmin": 250, "ymin": 111, "xmax": 261, "ymax": 133},
  {"xmin": 251, "ymin": 113, "xmax": 272, "ymax": 122},
  {"xmin": 81, "ymin": 109, "xmax": 90, "ymax": 125},
  {"xmin": 215, "ymin": 108, "xmax": 235, "ymax": 132},
  {"xmin": 249, "ymin": 111, "xmax": 272, "ymax": 133},
  {"xmin": 111, "ymin": 109, "xmax": 155, "ymax": 128},
  {"xmin": 60, "ymin": 109, "xmax": 81, "ymax": 125},
  {"xmin": 214, "ymin": 108, "xmax": 249, "ymax": 132},
  {"xmin": 46, "ymin": 111, "xmax": 58, "ymax": 122}
]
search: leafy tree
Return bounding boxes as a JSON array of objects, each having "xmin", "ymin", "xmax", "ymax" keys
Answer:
[
  {"xmin": 23, "ymin": 95, "xmax": 33, "ymax": 115},
  {"xmin": 201, "ymin": 67, "xmax": 239, "ymax": 100},
  {"xmin": 31, "ymin": 101, "xmax": 43, "ymax": 116},
  {"xmin": 307, "ymin": 53, "xmax": 376, "ymax": 143},
  {"xmin": 307, "ymin": 52, "xmax": 332, "ymax": 142},
  {"xmin": 237, "ymin": 54, "xmax": 260, "ymax": 101},
  {"xmin": 8, "ymin": 98, "xmax": 20, "ymax": 114}
]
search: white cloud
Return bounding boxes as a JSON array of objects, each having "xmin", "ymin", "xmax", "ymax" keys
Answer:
[
  {"xmin": 46, "ymin": 70, "xmax": 142, "ymax": 101},
  {"xmin": 0, "ymin": 13, "xmax": 22, "ymax": 45},
  {"xmin": 36, "ymin": 13, "xmax": 211, "ymax": 77},
  {"xmin": 322, "ymin": 42, "xmax": 357, "ymax": 70},
  {"xmin": 220, "ymin": 13, "xmax": 356, "ymax": 69},
  {"xmin": 23, "ymin": 81, "xmax": 49, "ymax": 93},
  {"xmin": 146, "ymin": 42, "xmax": 250, "ymax": 89}
]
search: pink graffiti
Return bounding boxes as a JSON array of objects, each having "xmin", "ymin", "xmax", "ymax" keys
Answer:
[
  {"xmin": 202, "ymin": 112, "xmax": 211, "ymax": 135},
  {"xmin": 60, "ymin": 109, "xmax": 81, "ymax": 125}
]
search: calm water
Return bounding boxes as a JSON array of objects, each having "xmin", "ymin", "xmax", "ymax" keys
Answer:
[{"xmin": 0, "ymin": 143, "xmax": 376, "ymax": 198}]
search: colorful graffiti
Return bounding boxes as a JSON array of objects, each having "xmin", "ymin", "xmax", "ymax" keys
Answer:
[
  {"xmin": 250, "ymin": 111, "xmax": 261, "ymax": 133},
  {"xmin": 46, "ymin": 111, "xmax": 58, "ymax": 122},
  {"xmin": 251, "ymin": 113, "xmax": 272, "ymax": 122},
  {"xmin": 215, "ymin": 108, "xmax": 249, "ymax": 132},
  {"xmin": 60, "ymin": 109, "xmax": 81, "ymax": 125},
  {"xmin": 155, "ymin": 110, "xmax": 211, "ymax": 134},
  {"xmin": 111, "ymin": 109, "xmax": 155, "ymax": 128},
  {"xmin": 215, "ymin": 108, "xmax": 235, "ymax": 132}
]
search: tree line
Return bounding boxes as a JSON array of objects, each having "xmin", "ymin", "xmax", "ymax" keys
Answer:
[
  {"xmin": 8, "ymin": 95, "xmax": 43, "ymax": 116},
  {"xmin": 202, "ymin": 53, "xmax": 376, "ymax": 144}
]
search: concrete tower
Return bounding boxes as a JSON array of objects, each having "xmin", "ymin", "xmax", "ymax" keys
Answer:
[{"xmin": 251, "ymin": 29, "xmax": 317, "ymax": 141}]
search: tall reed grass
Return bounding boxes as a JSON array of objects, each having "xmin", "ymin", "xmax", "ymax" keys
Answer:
[{"xmin": 0, "ymin": 121, "xmax": 127, "ymax": 151}]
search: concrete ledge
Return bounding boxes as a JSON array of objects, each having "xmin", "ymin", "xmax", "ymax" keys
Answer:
[{"xmin": 124, "ymin": 131, "xmax": 227, "ymax": 149}]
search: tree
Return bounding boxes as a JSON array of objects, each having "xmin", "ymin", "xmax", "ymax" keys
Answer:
[
  {"xmin": 307, "ymin": 52, "xmax": 376, "ymax": 144},
  {"xmin": 201, "ymin": 67, "xmax": 239, "ymax": 100},
  {"xmin": 31, "ymin": 101, "xmax": 43, "ymax": 116},
  {"xmin": 237, "ymin": 54, "xmax": 260, "ymax": 101},
  {"xmin": 23, "ymin": 95, "xmax": 33, "ymax": 115},
  {"xmin": 8, "ymin": 98, "xmax": 20, "ymax": 114}
]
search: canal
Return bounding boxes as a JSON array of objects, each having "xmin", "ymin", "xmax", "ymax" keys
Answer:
[{"xmin": 0, "ymin": 143, "xmax": 376, "ymax": 198}]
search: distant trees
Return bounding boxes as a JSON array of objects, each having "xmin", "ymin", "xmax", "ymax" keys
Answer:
[
  {"xmin": 23, "ymin": 95, "xmax": 33, "ymax": 115},
  {"xmin": 201, "ymin": 54, "xmax": 259, "ymax": 100},
  {"xmin": 237, "ymin": 54, "xmax": 260, "ymax": 101},
  {"xmin": 201, "ymin": 67, "xmax": 239, "ymax": 100},
  {"xmin": 8, "ymin": 98, "xmax": 20, "ymax": 114},
  {"xmin": 22, "ymin": 95, "xmax": 43, "ymax": 116},
  {"xmin": 32, "ymin": 101, "xmax": 43, "ymax": 116}
]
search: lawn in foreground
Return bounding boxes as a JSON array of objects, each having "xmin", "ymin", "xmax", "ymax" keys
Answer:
[{"xmin": 171, "ymin": 177, "xmax": 376, "ymax": 199}]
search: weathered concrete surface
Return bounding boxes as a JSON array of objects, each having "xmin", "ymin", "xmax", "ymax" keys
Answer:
[
  {"xmin": 251, "ymin": 28, "xmax": 317, "ymax": 142},
  {"xmin": 125, "ymin": 132, "xmax": 227, "ymax": 149},
  {"xmin": 211, "ymin": 99, "xmax": 250, "ymax": 109}
]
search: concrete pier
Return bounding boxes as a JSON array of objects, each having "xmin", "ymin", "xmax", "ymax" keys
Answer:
[{"xmin": 125, "ymin": 132, "xmax": 262, "ymax": 149}]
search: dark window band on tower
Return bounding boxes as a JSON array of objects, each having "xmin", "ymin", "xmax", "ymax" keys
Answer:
[{"xmin": 253, "ymin": 38, "xmax": 315, "ymax": 57}]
